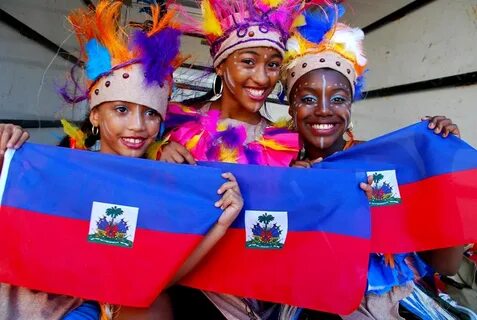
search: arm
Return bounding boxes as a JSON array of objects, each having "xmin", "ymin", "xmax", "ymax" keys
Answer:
[
  {"xmin": 171, "ymin": 172, "xmax": 243, "ymax": 283},
  {"xmin": 0, "ymin": 124, "xmax": 30, "ymax": 171}
]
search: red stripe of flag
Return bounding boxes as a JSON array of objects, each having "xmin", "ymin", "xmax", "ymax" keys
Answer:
[
  {"xmin": 371, "ymin": 168, "xmax": 477, "ymax": 253},
  {"xmin": 181, "ymin": 229, "xmax": 369, "ymax": 315},
  {"xmin": 0, "ymin": 207, "xmax": 203, "ymax": 307}
]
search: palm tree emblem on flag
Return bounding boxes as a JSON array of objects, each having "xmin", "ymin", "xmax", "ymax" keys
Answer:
[
  {"xmin": 88, "ymin": 202, "xmax": 139, "ymax": 248},
  {"xmin": 245, "ymin": 211, "xmax": 288, "ymax": 249},
  {"xmin": 367, "ymin": 170, "xmax": 402, "ymax": 207}
]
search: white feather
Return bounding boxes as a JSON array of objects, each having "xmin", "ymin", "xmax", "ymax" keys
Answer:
[
  {"xmin": 330, "ymin": 26, "xmax": 366, "ymax": 66},
  {"xmin": 286, "ymin": 37, "xmax": 301, "ymax": 54}
]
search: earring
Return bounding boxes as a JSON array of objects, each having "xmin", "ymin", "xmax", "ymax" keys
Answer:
[
  {"xmin": 276, "ymin": 81, "xmax": 286, "ymax": 103},
  {"xmin": 91, "ymin": 126, "xmax": 99, "ymax": 136},
  {"xmin": 213, "ymin": 74, "xmax": 223, "ymax": 96}
]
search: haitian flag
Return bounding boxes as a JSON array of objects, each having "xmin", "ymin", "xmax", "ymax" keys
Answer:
[
  {"xmin": 181, "ymin": 162, "xmax": 371, "ymax": 315},
  {"xmin": 0, "ymin": 143, "xmax": 224, "ymax": 307},
  {"xmin": 314, "ymin": 122, "xmax": 477, "ymax": 253}
]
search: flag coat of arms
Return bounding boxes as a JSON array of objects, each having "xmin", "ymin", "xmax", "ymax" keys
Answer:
[
  {"xmin": 0, "ymin": 143, "xmax": 224, "ymax": 307},
  {"xmin": 315, "ymin": 122, "xmax": 477, "ymax": 253}
]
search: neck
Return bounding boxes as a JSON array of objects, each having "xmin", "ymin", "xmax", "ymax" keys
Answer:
[
  {"xmin": 210, "ymin": 86, "xmax": 262, "ymax": 125},
  {"xmin": 305, "ymin": 136, "xmax": 347, "ymax": 161}
]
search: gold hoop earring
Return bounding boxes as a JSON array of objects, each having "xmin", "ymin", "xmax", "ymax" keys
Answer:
[{"xmin": 91, "ymin": 126, "xmax": 99, "ymax": 136}]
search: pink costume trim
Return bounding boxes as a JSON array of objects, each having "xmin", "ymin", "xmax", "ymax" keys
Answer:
[{"xmin": 165, "ymin": 103, "xmax": 299, "ymax": 167}]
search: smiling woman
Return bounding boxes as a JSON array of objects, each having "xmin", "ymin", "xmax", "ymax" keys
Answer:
[{"xmin": 160, "ymin": 0, "xmax": 310, "ymax": 167}]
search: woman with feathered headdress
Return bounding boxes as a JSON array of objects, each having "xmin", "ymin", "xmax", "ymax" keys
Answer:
[{"xmin": 283, "ymin": 4, "xmax": 465, "ymax": 320}]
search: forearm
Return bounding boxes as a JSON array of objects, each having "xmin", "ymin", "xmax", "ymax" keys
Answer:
[
  {"xmin": 170, "ymin": 223, "xmax": 227, "ymax": 284},
  {"xmin": 418, "ymin": 246, "xmax": 465, "ymax": 276}
]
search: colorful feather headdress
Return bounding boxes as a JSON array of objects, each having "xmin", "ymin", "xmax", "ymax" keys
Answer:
[
  {"xmin": 283, "ymin": 4, "xmax": 367, "ymax": 99},
  {"xmin": 200, "ymin": 0, "xmax": 333, "ymax": 67},
  {"xmin": 61, "ymin": 0, "xmax": 185, "ymax": 119}
]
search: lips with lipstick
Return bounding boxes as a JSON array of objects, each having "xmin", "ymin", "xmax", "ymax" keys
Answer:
[
  {"xmin": 244, "ymin": 88, "xmax": 268, "ymax": 101},
  {"xmin": 120, "ymin": 137, "xmax": 147, "ymax": 150}
]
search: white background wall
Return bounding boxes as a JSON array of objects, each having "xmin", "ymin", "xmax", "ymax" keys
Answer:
[
  {"xmin": 352, "ymin": 0, "xmax": 477, "ymax": 147},
  {"xmin": 0, "ymin": 0, "xmax": 476, "ymax": 146}
]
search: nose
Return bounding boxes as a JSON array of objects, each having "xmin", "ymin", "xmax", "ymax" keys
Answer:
[
  {"xmin": 314, "ymin": 97, "xmax": 333, "ymax": 116},
  {"xmin": 252, "ymin": 65, "xmax": 270, "ymax": 87},
  {"xmin": 128, "ymin": 105, "xmax": 146, "ymax": 131}
]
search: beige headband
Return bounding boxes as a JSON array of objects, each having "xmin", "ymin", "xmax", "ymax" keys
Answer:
[
  {"xmin": 286, "ymin": 51, "xmax": 356, "ymax": 96},
  {"xmin": 89, "ymin": 63, "xmax": 170, "ymax": 119},
  {"xmin": 213, "ymin": 25, "xmax": 285, "ymax": 67}
]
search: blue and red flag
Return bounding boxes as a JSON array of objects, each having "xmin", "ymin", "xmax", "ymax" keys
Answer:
[
  {"xmin": 0, "ymin": 143, "xmax": 371, "ymax": 314},
  {"xmin": 0, "ymin": 143, "xmax": 224, "ymax": 307},
  {"xmin": 181, "ymin": 162, "xmax": 371, "ymax": 315},
  {"xmin": 315, "ymin": 122, "xmax": 477, "ymax": 253}
]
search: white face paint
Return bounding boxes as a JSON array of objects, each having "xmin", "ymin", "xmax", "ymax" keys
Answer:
[
  {"xmin": 223, "ymin": 70, "xmax": 236, "ymax": 90},
  {"xmin": 320, "ymin": 137, "xmax": 324, "ymax": 149},
  {"xmin": 321, "ymin": 74, "xmax": 327, "ymax": 111}
]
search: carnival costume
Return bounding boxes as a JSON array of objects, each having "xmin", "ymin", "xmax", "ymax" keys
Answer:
[
  {"xmin": 57, "ymin": 1, "xmax": 183, "ymax": 318},
  {"xmin": 60, "ymin": 0, "xmax": 184, "ymax": 150},
  {"xmin": 163, "ymin": 0, "xmax": 322, "ymax": 166},
  {"xmin": 283, "ymin": 6, "xmax": 477, "ymax": 320}
]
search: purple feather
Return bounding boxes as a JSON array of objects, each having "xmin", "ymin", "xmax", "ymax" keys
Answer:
[
  {"xmin": 133, "ymin": 28, "xmax": 181, "ymax": 86},
  {"xmin": 215, "ymin": 125, "xmax": 246, "ymax": 148},
  {"xmin": 244, "ymin": 146, "xmax": 260, "ymax": 165}
]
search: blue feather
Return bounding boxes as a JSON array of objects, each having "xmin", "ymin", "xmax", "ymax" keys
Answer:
[
  {"xmin": 298, "ymin": 5, "xmax": 345, "ymax": 44},
  {"xmin": 354, "ymin": 74, "xmax": 366, "ymax": 101},
  {"xmin": 85, "ymin": 39, "xmax": 112, "ymax": 80}
]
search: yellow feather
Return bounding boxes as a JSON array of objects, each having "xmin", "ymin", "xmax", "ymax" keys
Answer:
[
  {"xmin": 61, "ymin": 119, "xmax": 86, "ymax": 149},
  {"xmin": 202, "ymin": 0, "xmax": 223, "ymax": 36},
  {"xmin": 258, "ymin": 137, "xmax": 298, "ymax": 152},
  {"xmin": 185, "ymin": 133, "xmax": 203, "ymax": 150},
  {"xmin": 219, "ymin": 145, "xmax": 239, "ymax": 163},
  {"xmin": 260, "ymin": 0, "xmax": 284, "ymax": 8},
  {"xmin": 273, "ymin": 117, "xmax": 291, "ymax": 129},
  {"xmin": 292, "ymin": 14, "xmax": 306, "ymax": 28}
]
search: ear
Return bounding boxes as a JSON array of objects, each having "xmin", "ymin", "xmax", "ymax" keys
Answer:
[
  {"xmin": 89, "ymin": 107, "xmax": 100, "ymax": 128},
  {"xmin": 216, "ymin": 63, "xmax": 225, "ymax": 77}
]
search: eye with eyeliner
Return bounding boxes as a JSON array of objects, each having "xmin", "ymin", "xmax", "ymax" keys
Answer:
[
  {"xmin": 301, "ymin": 94, "xmax": 318, "ymax": 105},
  {"xmin": 114, "ymin": 105, "xmax": 128, "ymax": 113},
  {"xmin": 330, "ymin": 94, "xmax": 350, "ymax": 104}
]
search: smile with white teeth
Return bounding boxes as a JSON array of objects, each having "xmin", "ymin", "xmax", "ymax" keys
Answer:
[
  {"xmin": 311, "ymin": 123, "xmax": 335, "ymax": 130},
  {"xmin": 245, "ymin": 88, "xmax": 266, "ymax": 98},
  {"xmin": 121, "ymin": 138, "xmax": 145, "ymax": 145}
]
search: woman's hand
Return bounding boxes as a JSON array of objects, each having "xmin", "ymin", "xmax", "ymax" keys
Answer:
[
  {"xmin": 215, "ymin": 172, "xmax": 243, "ymax": 229},
  {"xmin": 422, "ymin": 116, "xmax": 460, "ymax": 138},
  {"xmin": 360, "ymin": 175, "xmax": 374, "ymax": 200},
  {"xmin": 160, "ymin": 141, "xmax": 196, "ymax": 164},
  {"xmin": 0, "ymin": 124, "xmax": 29, "ymax": 155}
]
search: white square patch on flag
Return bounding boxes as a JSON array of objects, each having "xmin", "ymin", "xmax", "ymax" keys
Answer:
[
  {"xmin": 88, "ymin": 201, "xmax": 139, "ymax": 248},
  {"xmin": 245, "ymin": 210, "xmax": 288, "ymax": 249}
]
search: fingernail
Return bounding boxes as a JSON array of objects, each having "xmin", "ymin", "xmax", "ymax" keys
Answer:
[
  {"xmin": 428, "ymin": 123, "xmax": 435, "ymax": 129},
  {"xmin": 6, "ymin": 144, "xmax": 12, "ymax": 148},
  {"xmin": 214, "ymin": 202, "xmax": 220, "ymax": 207},
  {"xmin": 434, "ymin": 128, "xmax": 440, "ymax": 133}
]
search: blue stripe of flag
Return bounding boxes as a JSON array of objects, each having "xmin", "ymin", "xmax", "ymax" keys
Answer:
[
  {"xmin": 315, "ymin": 122, "xmax": 477, "ymax": 184},
  {"xmin": 199, "ymin": 162, "xmax": 371, "ymax": 239},
  {"xmin": 2, "ymin": 143, "xmax": 223, "ymax": 235}
]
